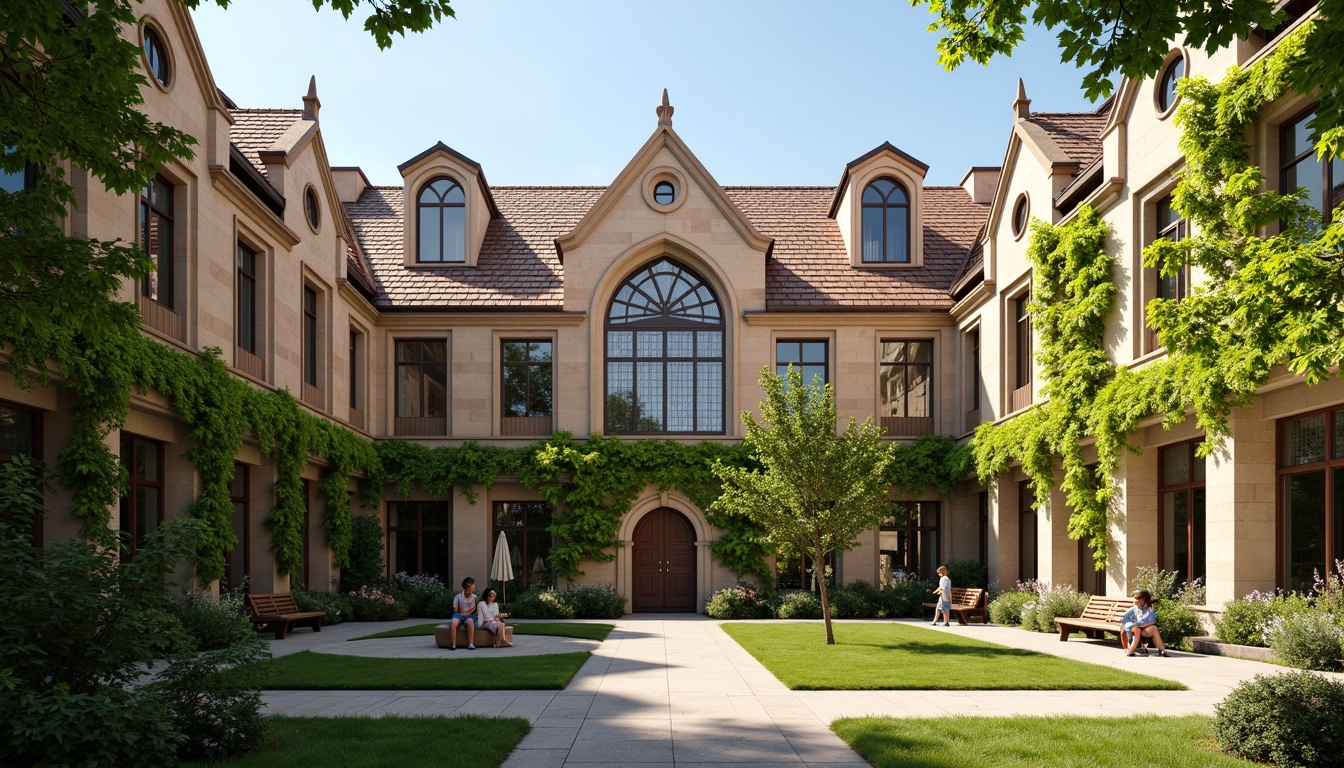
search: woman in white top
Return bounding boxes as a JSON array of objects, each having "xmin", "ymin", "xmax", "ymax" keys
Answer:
[{"xmin": 476, "ymin": 588, "xmax": 512, "ymax": 648}]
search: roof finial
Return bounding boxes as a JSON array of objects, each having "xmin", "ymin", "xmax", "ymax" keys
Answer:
[
  {"xmin": 1012, "ymin": 77, "xmax": 1031, "ymax": 120},
  {"xmin": 303, "ymin": 75, "xmax": 321, "ymax": 121},
  {"xmin": 656, "ymin": 88, "xmax": 674, "ymax": 127}
]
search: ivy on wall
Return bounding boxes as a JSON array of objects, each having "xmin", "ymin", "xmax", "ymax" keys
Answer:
[{"xmin": 971, "ymin": 24, "xmax": 1342, "ymax": 570}]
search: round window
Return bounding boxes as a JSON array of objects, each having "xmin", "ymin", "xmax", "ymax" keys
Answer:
[
  {"xmin": 1158, "ymin": 54, "xmax": 1185, "ymax": 113},
  {"xmin": 304, "ymin": 186, "xmax": 321, "ymax": 229},
  {"xmin": 1012, "ymin": 194, "xmax": 1029, "ymax": 238},
  {"xmin": 653, "ymin": 180, "xmax": 676, "ymax": 205},
  {"xmin": 143, "ymin": 27, "xmax": 171, "ymax": 87}
]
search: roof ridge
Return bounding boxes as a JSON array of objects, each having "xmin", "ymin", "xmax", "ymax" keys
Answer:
[{"xmin": 231, "ymin": 107, "xmax": 303, "ymax": 114}]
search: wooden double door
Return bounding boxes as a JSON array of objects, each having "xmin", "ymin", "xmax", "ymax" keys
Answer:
[{"xmin": 632, "ymin": 508, "xmax": 696, "ymax": 612}]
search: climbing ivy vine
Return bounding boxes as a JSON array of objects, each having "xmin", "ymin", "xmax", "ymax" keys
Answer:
[{"xmin": 973, "ymin": 23, "xmax": 1343, "ymax": 570}]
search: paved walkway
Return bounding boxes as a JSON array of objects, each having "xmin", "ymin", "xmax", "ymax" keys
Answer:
[{"xmin": 260, "ymin": 616, "xmax": 1311, "ymax": 767}]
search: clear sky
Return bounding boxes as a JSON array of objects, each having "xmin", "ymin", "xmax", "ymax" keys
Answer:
[{"xmin": 191, "ymin": 0, "xmax": 1098, "ymax": 188}]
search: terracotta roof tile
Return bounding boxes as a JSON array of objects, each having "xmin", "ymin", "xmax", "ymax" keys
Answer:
[
  {"xmin": 230, "ymin": 108, "xmax": 302, "ymax": 178},
  {"xmin": 1026, "ymin": 109, "xmax": 1109, "ymax": 169}
]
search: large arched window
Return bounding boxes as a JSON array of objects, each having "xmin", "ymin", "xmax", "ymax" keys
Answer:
[
  {"xmin": 861, "ymin": 177, "xmax": 910, "ymax": 263},
  {"xmin": 417, "ymin": 177, "xmax": 465, "ymax": 263},
  {"xmin": 605, "ymin": 257, "xmax": 724, "ymax": 434}
]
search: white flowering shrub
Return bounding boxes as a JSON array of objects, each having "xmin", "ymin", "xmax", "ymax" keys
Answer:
[{"xmin": 1268, "ymin": 611, "xmax": 1344, "ymax": 671}]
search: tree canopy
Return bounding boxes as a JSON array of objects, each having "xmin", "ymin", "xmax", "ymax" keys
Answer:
[{"xmin": 712, "ymin": 366, "xmax": 893, "ymax": 644}]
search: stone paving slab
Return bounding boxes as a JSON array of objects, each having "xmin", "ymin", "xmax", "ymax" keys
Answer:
[{"xmin": 258, "ymin": 614, "xmax": 1329, "ymax": 767}]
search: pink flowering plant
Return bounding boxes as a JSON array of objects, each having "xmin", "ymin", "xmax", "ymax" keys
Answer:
[
  {"xmin": 705, "ymin": 582, "xmax": 773, "ymax": 619},
  {"xmin": 347, "ymin": 584, "xmax": 409, "ymax": 621}
]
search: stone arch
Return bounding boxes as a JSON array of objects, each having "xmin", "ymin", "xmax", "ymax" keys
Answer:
[{"xmin": 615, "ymin": 488, "xmax": 714, "ymax": 614}]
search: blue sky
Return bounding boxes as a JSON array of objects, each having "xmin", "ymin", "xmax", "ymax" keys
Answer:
[{"xmin": 191, "ymin": 0, "xmax": 1097, "ymax": 188}]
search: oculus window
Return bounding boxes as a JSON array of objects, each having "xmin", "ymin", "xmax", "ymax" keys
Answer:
[
  {"xmin": 143, "ymin": 27, "xmax": 171, "ymax": 86},
  {"xmin": 1158, "ymin": 54, "xmax": 1184, "ymax": 113}
]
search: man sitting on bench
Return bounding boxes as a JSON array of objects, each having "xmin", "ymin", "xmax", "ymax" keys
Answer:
[{"xmin": 447, "ymin": 577, "xmax": 478, "ymax": 650}]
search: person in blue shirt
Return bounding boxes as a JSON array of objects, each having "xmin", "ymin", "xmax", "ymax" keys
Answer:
[
  {"xmin": 931, "ymin": 565, "xmax": 953, "ymax": 626},
  {"xmin": 1121, "ymin": 590, "xmax": 1170, "ymax": 657}
]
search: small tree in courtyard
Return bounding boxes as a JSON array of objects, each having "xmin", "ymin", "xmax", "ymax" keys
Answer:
[{"xmin": 712, "ymin": 366, "xmax": 892, "ymax": 644}]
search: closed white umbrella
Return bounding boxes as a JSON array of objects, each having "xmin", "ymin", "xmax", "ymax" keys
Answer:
[{"xmin": 490, "ymin": 531, "xmax": 514, "ymax": 602}]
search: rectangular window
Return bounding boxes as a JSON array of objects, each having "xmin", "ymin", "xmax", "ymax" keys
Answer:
[
  {"xmin": 395, "ymin": 339, "xmax": 448, "ymax": 435},
  {"xmin": 349, "ymin": 329, "xmax": 364, "ymax": 416},
  {"xmin": 302, "ymin": 286, "xmax": 319, "ymax": 388},
  {"xmin": 1154, "ymin": 196, "xmax": 1189, "ymax": 302},
  {"xmin": 502, "ymin": 340, "xmax": 553, "ymax": 419},
  {"xmin": 1282, "ymin": 109, "xmax": 1344, "ymax": 224},
  {"xmin": 1014, "ymin": 294, "xmax": 1032, "ymax": 390},
  {"xmin": 879, "ymin": 501, "xmax": 940, "ymax": 579},
  {"xmin": 1160, "ymin": 440, "xmax": 1206, "ymax": 587},
  {"xmin": 775, "ymin": 339, "xmax": 828, "ymax": 388},
  {"xmin": 0, "ymin": 400, "xmax": 43, "ymax": 544},
  {"xmin": 977, "ymin": 491, "xmax": 989, "ymax": 565},
  {"xmin": 236, "ymin": 244, "xmax": 258, "ymax": 356},
  {"xmin": 879, "ymin": 340, "xmax": 933, "ymax": 435},
  {"xmin": 301, "ymin": 478, "xmax": 312, "ymax": 589},
  {"xmin": 119, "ymin": 434, "xmax": 164, "ymax": 559},
  {"xmin": 140, "ymin": 175, "xmax": 175, "ymax": 308},
  {"xmin": 775, "ymin": 550, "xmax": 835, "ymax": 592},
  {"xmin": 227, "ymin": 463, "xmax": 250, "ymax": 590},
  {"xmin": 1278, "ymin": 407, "xmax": 1344, "ymax": 591},
  {"xmin": 967, "ymin": 328, "xmax": 981, "ymax": 412},
  {"xmin": 1019, "ymin": 482, "xmax": 1037, "ymax": 583},
  {"xmin": 493, "ymin": 501, "xmax": 554, "ymax": 591},
  {"xmin": 387, "ymin": 500, "xmax": 451, "ymax": 579},
  {"xmin": 0, "ymin": 145, "xmax": 36, "ymax": 194}
]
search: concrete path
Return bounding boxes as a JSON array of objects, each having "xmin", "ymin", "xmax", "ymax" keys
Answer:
[{"xmin": 260, "ymin": 615, "xmax": 1314, "ymax": 767}]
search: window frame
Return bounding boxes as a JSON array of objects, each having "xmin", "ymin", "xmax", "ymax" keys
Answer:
[
  {"xmin": 492, "ymin": 501, "xmax": 555, "ymax": 591},
  {"xmin": 1019, "ymin": 481, "xmax": 1037, "ymax": 583},
  {"xmin": 1156, "ymin": 52, "xmax": 1185, "ymax": 115},
  {"xmin": 0, "ymin": 145, "xmax": 37, "ymax": 194},
  {"xmin": 349, "ymin": 328, "xmax": 364, "ymax": 412},
  {"xmin": 774, "ymin": 339, "xmax": 829, "ymax": 388},
  {"xmin": 139, "ymin": 174, "xmax": 175, "ymax": 309},
  {"xmin": 1280, "ymin": 107, "xmax": 1343, "ymax": 224},
  {"xmin": 1276, "ymin": 406, "xmax": 1344, "ymax": 590},
  {"xmin": 387, "ymin": 499, "xmax": 452, "ymax": 579},
  {"xmin": 967, "ymin": 327, "xmax": 981, "ymax": 412},
  {"xmin": 1158, "ymin": 438, "xmax": 1206, "ymax": 587},
  {"xmin": 119, "ymin": 434, "xmax": 164, "ymax": 559},
  {"xmin": 879, "ymin": 501, "xmax": 941, "ymax": 579},
  {"xmin": 394, "ymin": 339, "xmax": 449, "ymax": 419},
  {"xmin": 878, "ymin": 338, "xmax": 934, "ymax": 422},
  {"xmin": 141, "ymin": 24, "xmax": 172, "ymax": 88},
  {"xmin": 501, "ymin": 340, "xmax": 554, "ymax": 419},
  {"xmin": 236, "ymin": 242, "xmax": 259, "ymax": 356},
  {"xmin": 227, "ymin": 462, "xmax": 250, "ymax": 589},
  {"xmin": 0, "ymin": 400, "xmax": 43, "ymax": 545},
  {"xmin": 302, "ymin": 285, "xmax": 319, "ymax": 388},
  {"xmin": 860, "ymin": 177, "xmax": 911, "ymax": 264},
  {"xmin": 415, "ymin": 176, "xmax": 467, "ymax": 263}
]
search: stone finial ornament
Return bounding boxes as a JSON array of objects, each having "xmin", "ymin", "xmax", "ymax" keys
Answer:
[
  {"xmin": 303, "ymin": 75, "xmax": 321, "ymax": 121},
  {"xmin": 656, "ymin": 88, "xmax": 674, "ymax": 127},
  {"xmin": 1012, "ymin": 78, "xmax": 1031, "ymax": 120}
]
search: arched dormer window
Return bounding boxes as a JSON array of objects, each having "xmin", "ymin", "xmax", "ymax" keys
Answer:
[
  {"xmin": 417, "ymin": 177, "xmax": 465, "ymax": 263},
  {"xmin": 861, "ymin": 177, "xmax": 910, "ymax": 263},
  {"xmin": 605, "ymin": 257, "xmax": 724, "ymax": 434}
]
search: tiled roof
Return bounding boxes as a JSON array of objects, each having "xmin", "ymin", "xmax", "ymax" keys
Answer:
[
  {"xmin": 344, "ymin": 185, "xmax": 989, "ymax": 310},
  {"xmin": 728, "ymin": 186, "xmax": 988, "ymax": 311},
  {"xmin": 230, "ymin": 108, "xmax": 302, "ymax": 177},
  {"xmin": 951, "ymin": 230, "xmax": 985, "ymax": 298},
  {"xmin": 1025, "ymin": 108, "xmax": 1109, "ymax": 169}
]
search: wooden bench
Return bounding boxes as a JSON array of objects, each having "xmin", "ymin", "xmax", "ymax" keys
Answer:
[
  {"xmin": 1052, "ymin": 596, "xmax": 1133, "ymax": 644},
  {"xmin": 921, "ymin": 587, "xmax": 987, "ymax": 625},
  {"xmin": 246, "ymin": 593, "xmax": 325, "ymax": 640},
  {"xmin": 434, "ymin": 623, "xmax": 513, "ymax": 648}
]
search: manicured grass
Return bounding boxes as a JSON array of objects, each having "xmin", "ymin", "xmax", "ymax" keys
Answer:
[
  {"xmin": 184, "ymin": 716, "xmax": 528, "ymax": 768},
  {"xmin": 350, "ymin": 622, "xmax": 614, "ymax": 642},
  {"xmin": 255, "ymin": 650, "xmax": 589, "ymax": 690},
  {"xmin": 721, "ymin": 623, "xmax": 1184, "ymax": 690},
  {"xmin": 832, "ymin": 715, "xmax": 1254, "ymax": 768}
]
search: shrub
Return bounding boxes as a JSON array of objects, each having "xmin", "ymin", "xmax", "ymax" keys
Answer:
[
  {"xmin": 989, "ymin": 590, "xmax": 1036, "ymax": 627},
  {"xmin": 1133, "ymin": 565, "xmax": 1179, "ymax": 603},
  {"xmin": 705, "ymin": 583, "xmax": 773, "ymax": 619},
  {"xmin": 340, "ymin": 515, "xmax": 385, "ymax": 592},
  {"xmin": 508, "ymin": 587, "xmax": 575, "ymax": 619},
  {"xmin": 830, "ymin": 580, "xmax": 884, "ymax": 619},
  {"xmin": 1154, "ymin": 601, "xmax": 1202, "ymax": 648},
  {"xmin": 387, "ymin": 572, "xmax": 450, "ymax": 617},
  {"xmin": 154, "ymin": 635, "xmax": 270, "ymax": 762},
  {"xmin": 563, "ymin": 584, "xmax": 627, "ymax": 619},
  {"xmin": 347, "ymin": 585, "xmax": 409, "ymax": 621},
  {"xmin": 1213, "ymin": 672, "xmax": 1344, "ymax": 767},
  {"xmin": 879, "ymin": 572, "xmax": 936, "ymax": 618},
  {"xmin": 1217, "ymin": 591, "xmax": 1275, "ymax": 646},
  {"xmin": 1267, "ymin": 612, "xmax": 1344, "ymax": 671},
  {"xmin": 424, "ymin": 589, "xmax": 458, "ymax": 619},
  {"xmin": 776, "ymin": 590, "xmax": 823, "ymax": 619},
  {"xmin": 1020, "ymin": 585, "xmax": 1089, "ymax": 633},
  {"xmin": 292, "ymin": 589, "xmax": 355, "ymax": 625},
  {"xmin": 167, "ymin": 591, "xmax": 253, "ymax": 651},
  {"xmin": 945, "ymin": 559, "xmax": 988, "ymax": 589}
]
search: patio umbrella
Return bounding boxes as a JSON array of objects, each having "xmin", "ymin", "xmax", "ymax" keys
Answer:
[{"xmin": 490, "ymin": 531, "xmax": 514, "ymax": 603}]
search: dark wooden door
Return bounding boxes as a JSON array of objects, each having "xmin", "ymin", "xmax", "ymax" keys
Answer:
[{"xmin": 632, "ymin": 508, "xmax": 697, "ymax": 612}]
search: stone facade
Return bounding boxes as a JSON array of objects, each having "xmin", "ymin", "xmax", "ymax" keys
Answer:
[{"xmin": 2, "ymin": 1, "xmax": 1335, "ymax": 613}]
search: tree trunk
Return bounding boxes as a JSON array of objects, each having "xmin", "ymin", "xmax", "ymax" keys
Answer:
[{"xmin": 816, "ymin": 531, "xmax": 833, "ymax": 645}]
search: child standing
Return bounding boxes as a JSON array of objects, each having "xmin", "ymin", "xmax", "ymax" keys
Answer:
[
  {"xmin": 932, "ymin": 565, "xmax": 953, "ymax": 626},
  {"xmin": 448, "ymin": 577, "xmax": 478, "ymax": 650}
]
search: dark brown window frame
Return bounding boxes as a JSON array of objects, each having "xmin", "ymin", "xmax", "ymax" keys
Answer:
[
  {"xmin": 1014, "ymin": 292, "xmax": 1032, "ymax": 391},
  {"xmin": 774, "ymin": 339, "xmax": 829, "ymax": 386},
  {"xmin": 0, "ymin": 399, "xmax": 43, "ymax": 545},
  {"xmin": 416, "ymin": 176, "xmax": 466, "ymax": 263},
  {"xmin": 1276, "ymin": 405, "xmax": 1344, "ymax": 590},
  {"xmin": 349, "ymin": 328, "xmax": 363, "ymax": 411},
  {"xmin": 1019, "ymin": 481, "xmax": 1037, "ymax": 583},
  {"xmin": 120, "ymin": 433, "xmax": 164, "ymax": 559},
  {"xmin": 501, "ymin": 340, "xmax": 553, "ymax": 419},
  {"xmin": 301, "ymin": 478, "xmax": 312, "ymax": 588},
  {"xmin": 302, "ymin": 285, "xmax": 319, "ymax": 388},
  {"xmin": 142, "ymin": 25, "xmax": 171, "ymax": 86},
  {"xmin": 139, "ymin": 174, "xmax": 175, "ymax": 308},
  {"xmin": 1158, "ymin": 438, "xmax": 1206, "ymax": 586},
  {"xmin": 860, "ymin": 177, "xmax": 911, "ymax": 263},
  {"xmin": 395, "ymin": 339, "xmax": 449, "ymax": 419},
  {"xmin": 1281, "ymin": 106, "xmax": 1343, "ymax": 224},
  {"xmin": 0, "ymin": 145, "xmax": 37, "ymax": 194},
  {"xmin": 652, "ymin": 180, "xmax": 676, "ymax": 205},
  {"xmin": 304, "ymin": 186, "xmax": 321, "ymax": 229},
  {"xmin": 492, "ymin": 500, "xmax": 554, "ymax": 591},
  {"xmin": 879, "ymin": 339, "xmax": 933, "ymax": 420},
  {"xmin": 227, "ymin": 462, "xmax": 250, "ymax": 589},
  {"xmin": 387, "ymin": 499, "xmax": 452, "ymax": 578},
  {"xmin": 604, "ymin": 258, "xmax": 725, "ymax": 436},
  {"xmin": 236, "ymin": 243, "xmax": 258, "ymax": 355},
  {"xmin": 1011, "ymin": 194, "xmax": 1029, "ymax": 237},
  {"xmin": 1157, "ymin": 53, "xmax": 1184, "ymax": 113},
  {"xmin": 967, "ymin": 327, "xmax": 981, "ymax": 412},
  {"xmin": 879, "ymin": 500, "xmax": 941, "ymax": 579}
]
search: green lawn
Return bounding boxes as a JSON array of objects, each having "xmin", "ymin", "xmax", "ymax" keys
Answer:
[
  {"xmin": 255, "ymin": 650, "xmax": 589, "ymax": 690},
  {"xmin": 185, "ymin": 716, "xmax": 528, "ymax": 768},
  {"xmin": 721, "ymin": 623, "xmax": 1184, "ymax": 690},
  {"xmin": 833, "ymin": 715, "xmax": 1254, "ymax": 768},
  {"xmin": 350, "ymin": 622, "xmax": 614, "ymax": 642}
]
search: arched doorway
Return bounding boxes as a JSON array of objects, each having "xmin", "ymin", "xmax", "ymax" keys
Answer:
[{"xmin": 631, "ymin": 507, "xmax": 697, "ymax": 612}]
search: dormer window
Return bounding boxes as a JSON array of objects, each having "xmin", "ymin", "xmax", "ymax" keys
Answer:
[
  {"xmin": 861, "ymin": 178, "xmax": 910, "ymax": 263},
  {"xmin": 416, "ymin": 177, "xmax": 465, "ymax": 263}
]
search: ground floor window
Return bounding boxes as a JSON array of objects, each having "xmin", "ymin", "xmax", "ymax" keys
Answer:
[
  {"xmin": 1160, "ymin": 439, "xmax": 1206, "ymax": 586},
  {"xmin": 0, "ymin": 400, "xmax": 42, "ymax": 544},
  {"xmin": 775, "ymin": 550, "xmax": 835, "ymax": 591},
  {"xmin": 227, "ymin": 463, "xmax": 249, "ymax": 589},
  {"xmin": 492, "ymin": 501, "xmax": 554, "ymax": 591},
  {"xmin": 388, "ymin": 500, "xmax": 451, "ymax": 580},
  {"xmin": 301, "ymin": 479, "xmax": 312, "ymax": 589},
  {"xmin": 879, "ymin": 501, "xmax": 939, "ymax": 579},
  {"xmin": 119, "ymin": 434, "xmax": 163, "ymax": 558},
  {"xmin": 1078, "ymin": 539, "xmax": 1105, "ymax": 595},
  {"xmin": 977, "ymin": 491, "xmax": 988, "ymax": 565},
  {"xmin": 1279, "ymin": 407, "xmax": 1344, "ymax": 590},
  {"xmin": 1019, "ymin": 482, "xmax": 1037, "ymax": 583}
]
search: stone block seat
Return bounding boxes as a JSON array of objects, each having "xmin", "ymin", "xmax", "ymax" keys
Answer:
[{"xmin": 434, "ymin": 622, "xmax": 513, "ymax": 648}]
